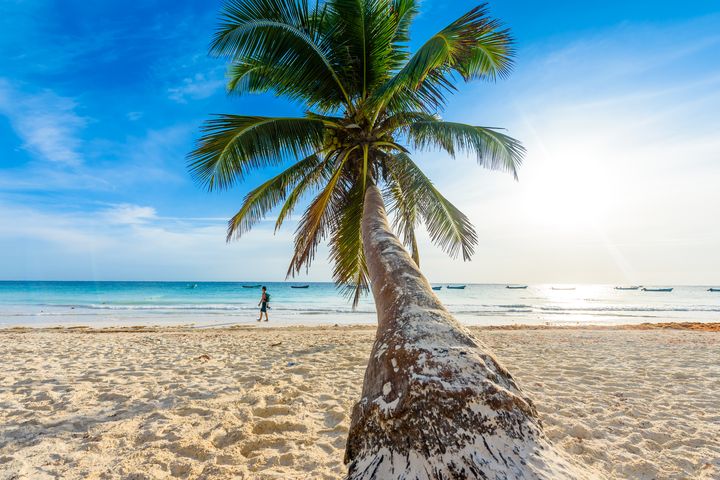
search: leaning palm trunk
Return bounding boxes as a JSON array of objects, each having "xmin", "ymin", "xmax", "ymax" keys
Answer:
[{"xmin": 345, "ymin": 186, "xmax": 587, "ymax": 479}]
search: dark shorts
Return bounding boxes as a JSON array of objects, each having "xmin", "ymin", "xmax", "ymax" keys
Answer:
[{"xmin": 260, "ymin": 302, "xmax": 268, "ymax": 312}]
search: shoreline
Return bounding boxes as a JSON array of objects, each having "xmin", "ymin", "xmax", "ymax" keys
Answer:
[{"xmin": 2, "ymin": 320, "xmax": 720, "ymax": 333}]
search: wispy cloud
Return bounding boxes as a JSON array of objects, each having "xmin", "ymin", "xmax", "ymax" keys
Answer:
[
  {"xmin": 0, "ymin": 199, "xmax": 303, "ymax": 281},
  {"xmin": 103, "ymin": 204, "xmax": 158, "ymax": 225},
  {"xmin": 168, "ymin": 72, "xmax": 225, "ymax": 103},
  {"xmin": 0, "ymin": 123, "xmax": 190, "ymax": 193},
  {"xmin": 0, "ymin": 79, "xmax": 86, "ymax": 166}
]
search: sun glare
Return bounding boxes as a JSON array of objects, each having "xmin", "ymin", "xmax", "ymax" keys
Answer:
[{"xmin": 522, "ymin": 142, "xmax": 617, "ymax": 231}]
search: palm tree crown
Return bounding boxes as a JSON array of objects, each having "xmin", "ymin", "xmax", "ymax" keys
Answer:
[{"xmin": 188, "ymin": 0, "xmax": 525, "ymax": 305}]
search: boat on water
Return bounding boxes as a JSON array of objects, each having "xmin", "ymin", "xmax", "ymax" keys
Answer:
[
  {"xmin": 242, "ymin": 285, "xmax": 261, "ymax": 288},
  {"xmin": 708, "ymin": 288, "xmax": 720, "ymax": 292},
  {"xmin": 432, "ymin": 286, "xmax": 442, "ymax": 291},
  {"xmin": 551, "ymin": 287, "xmax": 576, "ymax": 291},
  {"xmin": 642, "ymin": 287, "xmax": 673, "ymax": 292},
  {"xmin": 291, "ymin": 285, "xmax": 310, "ymax": 289},
  {"xmin": 614, "ymin": 286, "xmax": 641, "ymax": 290},
  {"xmin": 188, "ymin": 283, "xmax": 198, "ymax": 289},
  {"xmin": 447, "ymin": 285, "xmax": 466, "ymax": 290},
  {"xmin": 506, "ymin": 285, "xmax": 528, "ymax": 289}
]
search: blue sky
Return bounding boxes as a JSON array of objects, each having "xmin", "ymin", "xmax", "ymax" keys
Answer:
[{"xmin": 1, "ymin": 0, "xmax": 719, "ymax": 283}]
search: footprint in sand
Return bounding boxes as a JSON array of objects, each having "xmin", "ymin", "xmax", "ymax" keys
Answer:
[
  {"xmin": 252, "ymin": 405, "xmax": 293, "ymax": 417},
  {"xmin": 239, "ymin": 438, "xmax": 287, "ymax": 457},
  {"xmin": 323, "ymin": 409, "xmax": 346, "ymax": 428},
  {"xmin": 97, "ymin": 392, "xmax": 130, "ymax": 403},
  {"xmin": 174, "ymin": 406, "xmax": 212, "ymax": 417},
  {"xmin": 252, "ymin": 419, "xmax": 308, "ymax": 435},
  {"xmin": 211, "ymin": 428, "xmax": 246, "ymax": 449}
]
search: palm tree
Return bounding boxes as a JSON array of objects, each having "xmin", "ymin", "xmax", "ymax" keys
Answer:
[{"xmin": 189, "ymin": 0, "xmax": 584, "ymax": 478}]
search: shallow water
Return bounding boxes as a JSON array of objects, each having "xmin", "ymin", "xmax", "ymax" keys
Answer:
[{"xmin": 1, "ymin": 281, "xmax": 719, "ymax": 328}]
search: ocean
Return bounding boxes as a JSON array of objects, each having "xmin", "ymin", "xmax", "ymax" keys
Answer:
[{"xmin": 1, "ymin": 281, "xmax": 719, "ymax": 328}]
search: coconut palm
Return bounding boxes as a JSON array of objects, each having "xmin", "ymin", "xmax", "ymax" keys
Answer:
[{"xmin": 188, "ymin": 1, "xmax": 582, "ymax": 478}]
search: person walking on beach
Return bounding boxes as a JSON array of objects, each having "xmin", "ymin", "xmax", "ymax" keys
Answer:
[{"xmin": 257, "ymin": 286, "xmax": 269, "ymax": 322}]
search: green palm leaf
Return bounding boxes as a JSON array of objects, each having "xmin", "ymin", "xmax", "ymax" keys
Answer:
[
  {"xmin": 330, "ymin": 181, "xmax": 369, "ymax": 307},
  {"xmin": 287, "ymin": 147, "xmax": 356, "ymax": 275},
  {"xmin": 226, "ymin": 153, "xmax": 324, "ymax": 241},
  {"xmin": 212, "ymin": 0, "xmax": 352, "ymax": 109},
  {"xmin": 384, "ymin": 159, "xmax": 420, "ymax": 265},
  {"xmin": 187, "ymin": 115, "xmax": 327, "ymax": 190},
  {"xmin": 371, "ymin": 4, "xmax": 513, "ymax": 117},
  {"xmin": 388, "ymin": 153, "xmax": 478, "ymax": 260},
  {"xmin": 405, "ymin": 120, "xmax": 525, "ymax": 179},
  {"xmin": 273, "ymin": 155, "xmax": 336, "ymax": 232}
]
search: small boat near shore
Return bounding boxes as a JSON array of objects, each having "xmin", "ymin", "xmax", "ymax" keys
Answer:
[
  {"xmin": 708, "ymin": 288, "xmax": 720, "ymax": 292},
  {"xmin": 291, "ymin": 285, "xmax": 310, "ymax": 289},
  {"xmin": 642, "ymin": 287, "xmax": 673, "ymax": 292},
  {"xmin": 446, "ymin": 285, "xmax": 466, "ymax": 290},
  {"xmin": 506, "ymin": 285, "xmax": 528, "ymax": 289},
  {"xmin": 615, "ymin": 286, "xmax": 641, "ymax": 290},
  {"xmin": 432, "ymin": 286, "xmax": 442, "ymax": 291},
  {"xmin": 242, "ymin": 285, "xmax": 261, "ymax": 288}
]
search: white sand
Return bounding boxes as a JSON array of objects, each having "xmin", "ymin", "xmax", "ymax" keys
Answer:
[{"xmin": 0, "ymin": 325, "xmax": 718, "ymax": 479}]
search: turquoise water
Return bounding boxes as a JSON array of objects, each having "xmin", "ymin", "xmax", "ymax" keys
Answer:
[{"xmin": 1, "ymin": 281, "xmax": 719, "ymax": 328}]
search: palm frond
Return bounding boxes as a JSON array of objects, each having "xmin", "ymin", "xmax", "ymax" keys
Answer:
[
  {"xmin": 329, "ymin": 181, "xmax": 369, "ymax": 307},
  {"xmin": 388, "ymin": 153, "xmax": 478, "ymax": 260},
  {"xmin": 187, "ymin": 115, "xmax": 326, "ymax": 190},
  {"xmin": 384, "ymin": 164, "xmax": 420, "ymax": 265},
  {"xmin": 326, "ymin": 0, "xmax": 402, "ymax": 99},
  {"xmin": 226, "ymin": 153, "xmax": 323, "ymax": 241},
  {"xmin": 287, "ymin": 147, "xmax": 356, "ymax": 276},
  {"xmin": 405, "ymin": 120, "xmax": 525, "ymax": 179},
  {"xmin": 371, "ymin": 4, "xmax": 514, "ymax": 116},
  {"xmin": 212, "ymin": 0, "xmax": 352, "ymax": 109},
  {"xmin": 274, "ymin": 154, "xmax": 336, "ymax": 231}
]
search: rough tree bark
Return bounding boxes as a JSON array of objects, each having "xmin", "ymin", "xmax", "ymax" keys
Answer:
[{"xmin": 344, "ymin": 185, "xmax": 593, "ymax": 479}]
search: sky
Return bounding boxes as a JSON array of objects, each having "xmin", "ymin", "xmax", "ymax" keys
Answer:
[{"xmin": 0, "ymin": 0, "xmax": 718, "ymax": 284}]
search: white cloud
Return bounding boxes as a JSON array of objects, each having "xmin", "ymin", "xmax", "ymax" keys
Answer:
[
  {"xmin": 0, "ymin": 79, "xmax": 87, "ymax": 166},
  {"xmin": 103, "ymin": 204, "xmax": 158, "ymax": 225},
  {"xmin": 0, "ymin": 123, "xmax": 189, "ymax": 193},
  {"xmin": 0, "ymin": 199, "xmax": 308, "ymax": 281},
  {"xmin": 168, "ymin": 72, "xmax": 224, "ymax": 103}
]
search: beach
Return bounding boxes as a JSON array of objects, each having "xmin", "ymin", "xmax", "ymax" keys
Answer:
[{"xmin": 1, "ymin": 324, "xmax": 718, "ymax": 479}]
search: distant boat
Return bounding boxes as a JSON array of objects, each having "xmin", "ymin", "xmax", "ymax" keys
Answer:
[
  {"xmin": 708, "ymin": 288, "xmax": 720, "ymax": 292},
  {"xmin": 242, "ymin": 285, "xmax": 261, "ymax": 288},
  {"xmin": 615, "ymin": 286, "xmax": 641, "ymax": 290},
  {"xmin": 506, "ymin": 285, "xmax": 528, "ymax": 289},
  {"xmin": 291, "ymin": 285, "xmax": 310, "ymax": 289},
  {"xmin": 188, "ymin": 283, "xmax": 198, "ymax": 289},
  {"xmin": 642, "ymin": 287, "xmax": 673, "ymax": 292},
  {"xmin": 447, "ymin": 285, "xmax": 466, "ymax": 290},
  {"xmin": 432, "ymin": 286, "xmax": 442, "ymax": 291},
  {"xmin": 551, "ymin": 287, "xmax": 576, "ymax": 291}
]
